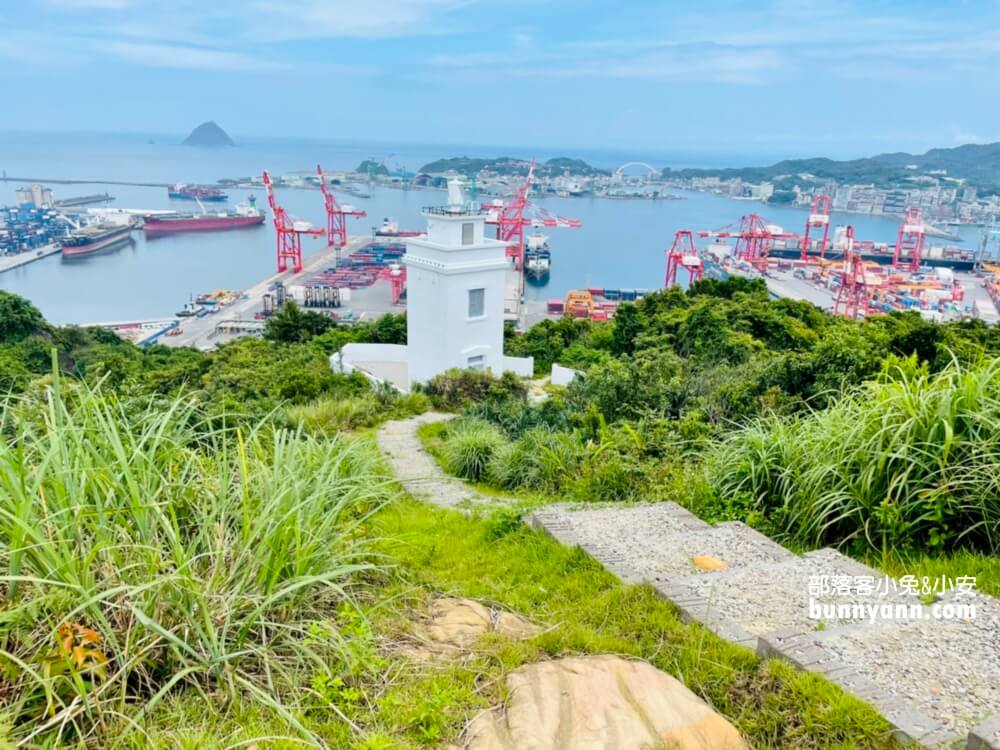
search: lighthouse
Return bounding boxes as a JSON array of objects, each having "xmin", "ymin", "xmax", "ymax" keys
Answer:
[
  {"xmin": 332, "ymin": 178, "xmax": 533, "ymax": 390},
  {"xmin": 404, "ymin": 179, "xmax": 512, "ymax": 384}
]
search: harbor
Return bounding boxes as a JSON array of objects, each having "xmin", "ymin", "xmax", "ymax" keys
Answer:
[{"xmin": 2, "ymin": 140, "xmax": 998, "ymax": 335}]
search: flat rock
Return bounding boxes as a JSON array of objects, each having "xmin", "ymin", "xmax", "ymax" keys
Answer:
[
  {"xmin": 465, "ymin": 655, "xmax": 747, "ymax": 750},
  {"xmin": 404, "ymin": 597, "xmax": 540, "ymax": 661}
]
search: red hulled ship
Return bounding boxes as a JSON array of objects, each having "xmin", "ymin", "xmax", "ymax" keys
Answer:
[{"xmin": 143, "ymin": 198, "xmax": 265, "ymax": 237}]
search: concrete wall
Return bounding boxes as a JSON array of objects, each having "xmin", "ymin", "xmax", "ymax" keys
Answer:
[
  {"xmin": 332, "ymin": 343, "xmax": 409, "ymax": 389},
  {"xmin": 551, "ymin": 363, "xmax": 581, "ymax": 386},
  {"xmin": 502, "ymin": 355, "xmax": 535, "ymax": 378}
]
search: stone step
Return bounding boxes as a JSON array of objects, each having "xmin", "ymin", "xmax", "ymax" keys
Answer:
[{"xmin": 531, "ymin": 503, "xmax": 793, "ymax": 588}]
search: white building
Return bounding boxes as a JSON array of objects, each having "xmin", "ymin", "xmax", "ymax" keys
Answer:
[{"xmin": 333, "ymin": 179, "xmax": 533, "ymax": 390}]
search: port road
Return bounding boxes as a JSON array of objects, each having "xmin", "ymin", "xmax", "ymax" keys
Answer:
[
  {"xmin": 0, "ymin": 243, "xmax": 62, "ymax": 274},
  {"xmin": 163, "ymin": 235, "xmax": 370, "ymax": 350}
]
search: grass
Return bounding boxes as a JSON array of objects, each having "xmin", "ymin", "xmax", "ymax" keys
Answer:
[
  {"xmin": 364, "ymin": 498, "xmax": 900, "ymax": 749},
  {"xmin": 439, "ymin": 418, "xmax": 505, "ymax": 483},
  {"xmin": 287, "ymin": 388, "xmax": 429, "ymax": 435},
  {"xmin": 0, "ymin": 377, "xmax": 392, "ymax": 748},
  {"xmin": 711, "ymin": 357, "xmax": 1000, "ymax": 557}
]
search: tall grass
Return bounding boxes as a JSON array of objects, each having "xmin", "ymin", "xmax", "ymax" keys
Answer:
[
  {"xmin": 287, "ymin": 388, "xmax": 429, "ymax": 434},
  {"xmin": 441, "ymin": 419, "xmax": 505, "ymax": 482},
  {"xmin": 711, "ymin": 357, "xmax": 1000, "ymax": 554},
  {"xmin": 0, "ymin": 376, "xmax": 390, "ymax": 746}
]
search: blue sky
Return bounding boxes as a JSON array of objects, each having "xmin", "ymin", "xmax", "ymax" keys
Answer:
[{"xmin": 3, "ymin": 0, "xmax": 999, "ymax": 161}]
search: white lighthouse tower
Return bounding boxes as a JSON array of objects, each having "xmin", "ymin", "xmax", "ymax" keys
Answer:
[
  {"xmin": 404, "ymin": 179, "xmax": 512, "ymax": 384},
  {"xmin": 331, "ymin": 179, "xmax": 533, "ymax": 390}
]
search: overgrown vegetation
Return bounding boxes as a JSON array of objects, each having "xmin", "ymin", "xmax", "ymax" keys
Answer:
[
  {"xmin": 451, "ymin": 280, "xmax": 1000, "ymax": 565},
  {"xmin": 0, "ymin": 376, "xmax": 390, "ymax": 746}
]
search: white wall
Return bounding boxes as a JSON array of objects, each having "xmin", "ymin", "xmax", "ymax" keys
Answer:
[
  {"xmin": 503, "ymin": 355, "xmax": 535, "ymax": 377},
  {"xmin": 551, "ymin": 363, "xmax": 581, "ymax": 386},
  {"xmin": 404, "ymin": 212, "xmax": 511, "ymax": 385}
]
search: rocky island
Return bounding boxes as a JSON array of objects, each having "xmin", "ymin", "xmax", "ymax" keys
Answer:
[{"xmin": 182, "ymin": 121, "xmax": 235, "ymax": 148}]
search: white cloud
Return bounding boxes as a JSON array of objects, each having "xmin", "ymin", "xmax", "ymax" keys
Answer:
[
  {"xmin": 244, "ymin": 0, "xmax": 475, "ymax": 40},
  {"xmin": 103, "ymin": 41, "xmax": 288, "ymax": 72}
]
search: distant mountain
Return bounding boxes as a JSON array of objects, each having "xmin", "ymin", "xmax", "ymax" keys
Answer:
[
  {"xmin": 663, "ymin": 142, "xmax": 1000, "ymax": 191},
  {"xmin": 419, "ymin": 156, "xmax": 608, "ymax": 178},
  {"xmin": 182, "ymin": 121, "xmax": 235, "ymax": 148}
]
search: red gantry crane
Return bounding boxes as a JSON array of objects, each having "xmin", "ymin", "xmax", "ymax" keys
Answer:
[
  {"xmin": 892, "ymin": 206, "xmax": 926, "ymax": 273},
  {"xmin": 801, "ymin": 194, "xmax": 832, "ymax": 260},
  {"xmin": 664, "ymin": 230, "xmax": 704, "ymax": 288},
  {"xmin": 698, "ymin": 213, "xmax": 800, "ymax": 267},
  {"xmin": 483, "ymin": 161, "xmax": 581, "ymax": 271},
  {"xmin": 834, "ymin": 225, "xmax": 871, "ymax": 319},
  {"xmin": 317, "ymin": 164, "xmax": 367, "ymax": 249},
  {"xmin": 262, "ymin": 170, "xmax": 323, "ymax": 274}
]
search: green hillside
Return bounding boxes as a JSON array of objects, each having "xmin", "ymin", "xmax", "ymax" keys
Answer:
[{"xmin": 664, "ymin": 141, "xmax": 1000, "ymax": 190}]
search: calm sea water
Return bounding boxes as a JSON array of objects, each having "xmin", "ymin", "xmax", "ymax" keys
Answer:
[{"xmin": 0, "ymin": 131, "xmax": 983, "ymax": 324}]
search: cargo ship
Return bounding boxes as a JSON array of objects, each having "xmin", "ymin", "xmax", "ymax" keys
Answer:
[
  {"xmin": 61, "ymin": 225, "xmax": 133, "ymax": 257},
  {"xmin": 167, "ymin": 183, "xmax": 228, "ymax": 202},
  {"xmin": 524, "ymin": 232, "xmax": 551, "ymax": 282},
  {"xmin": 143, "ymin": 198, "xmax": 265, "ymax": 237},
  {"xmin": 374, "ymin": 218, "xmax": 422, "ymax": 237}
]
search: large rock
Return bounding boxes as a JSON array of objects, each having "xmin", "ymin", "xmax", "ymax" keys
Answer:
[{"xmin": 465, "ymin": 655, "xmax": 747, "ymax": 750}]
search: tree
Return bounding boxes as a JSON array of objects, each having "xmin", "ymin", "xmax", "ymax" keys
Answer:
[
  {"xmin": 610, "ymin": 303, "xmax": 644, "ymax": 356},
  {"xmin": 0, "ymin": 292, "xmax": 45, "ymax": 343},
  {"xmin": 263, "ymin": 302, "xmax": 334, "ymax": 344}
]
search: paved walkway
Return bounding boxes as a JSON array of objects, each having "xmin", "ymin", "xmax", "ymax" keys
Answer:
[
  {"xmin": 378, "ymin": 412, "xmax": 516, "ymax": 511},
  {"xmin": 376, "ymin": 415, "xmax": 1000, "ymax": 750}
]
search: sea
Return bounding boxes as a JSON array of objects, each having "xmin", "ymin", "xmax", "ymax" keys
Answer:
[{"xmin": 0, "ymin": 130, "xmax": 985, "ymax": 325}]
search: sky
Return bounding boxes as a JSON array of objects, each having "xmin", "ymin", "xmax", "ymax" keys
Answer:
[{"xmin": 3, "ymin": 0, "xmax": 1000, "ymax": 162}]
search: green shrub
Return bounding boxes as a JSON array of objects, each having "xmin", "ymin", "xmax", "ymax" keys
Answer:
[
  {"xmin": 421, "ymin": 369, "xmax": 526, "ymax": 411},
  {"xmin": 441, "ymin": 418, "xmax": 505, "ymax": 481}
]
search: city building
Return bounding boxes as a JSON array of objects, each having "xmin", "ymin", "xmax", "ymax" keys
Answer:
[{"xmin": 332, "ymin": 179, "xmax": 533, "ymax": 390}]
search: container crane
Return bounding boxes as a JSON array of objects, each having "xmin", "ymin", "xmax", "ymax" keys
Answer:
[
  {"xmin": 262, "ymin": 170, "xmax": 323, "ymax": 274},
  {"xmin": 892, "ymin": 207, "xmax": 926, "ymax": 273},
  {"xmin": 317, "ymin": 164, "xmax": 367, "ymax": 250},
  {"xmin": 834, "ymin": 225, "xmax": 871, "ymax": 319},
  {"xmin": 801, "ymin": 194, "xmax": 832, "ymax": 260},
  {"xmin": 698, "ymin": 213, "xmax": 799, "ymax": 266},
  {"xmin": 483, "ymin": 161, "xmax": 581, "ymax": 271},
  {"xmin": 664, "ymin": 230, "xmax": 703, "ymax": 288}
]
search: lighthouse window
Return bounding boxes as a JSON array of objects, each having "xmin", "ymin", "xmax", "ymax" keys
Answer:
[
  {"xmin": 468, "ymin": 288, "xmax": 485, "ymax": 318},
  {"xmin": 462, "ymin": 222, "xmax": 474, "ymax": 245},
  {"xmin": 467, "ymin": 354, "xmax": 486, "ymax": 370}
]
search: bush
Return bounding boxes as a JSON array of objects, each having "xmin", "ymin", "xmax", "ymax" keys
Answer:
[
  {"xmin": 441, "ymin": 418, "xmax": 505, "ymax": 481},
  {"xmin": 0, "ymin": 378, "xmax": 390, "ymax": 745},
  {"xmin": 421, "ymin": 369, "xmax": 526, "ymax": 411}
]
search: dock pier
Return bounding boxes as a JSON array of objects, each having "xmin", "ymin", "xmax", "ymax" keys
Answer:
[{"xmin": 0, "ymin": 243, "xmax": 62, "ymax": 274}]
